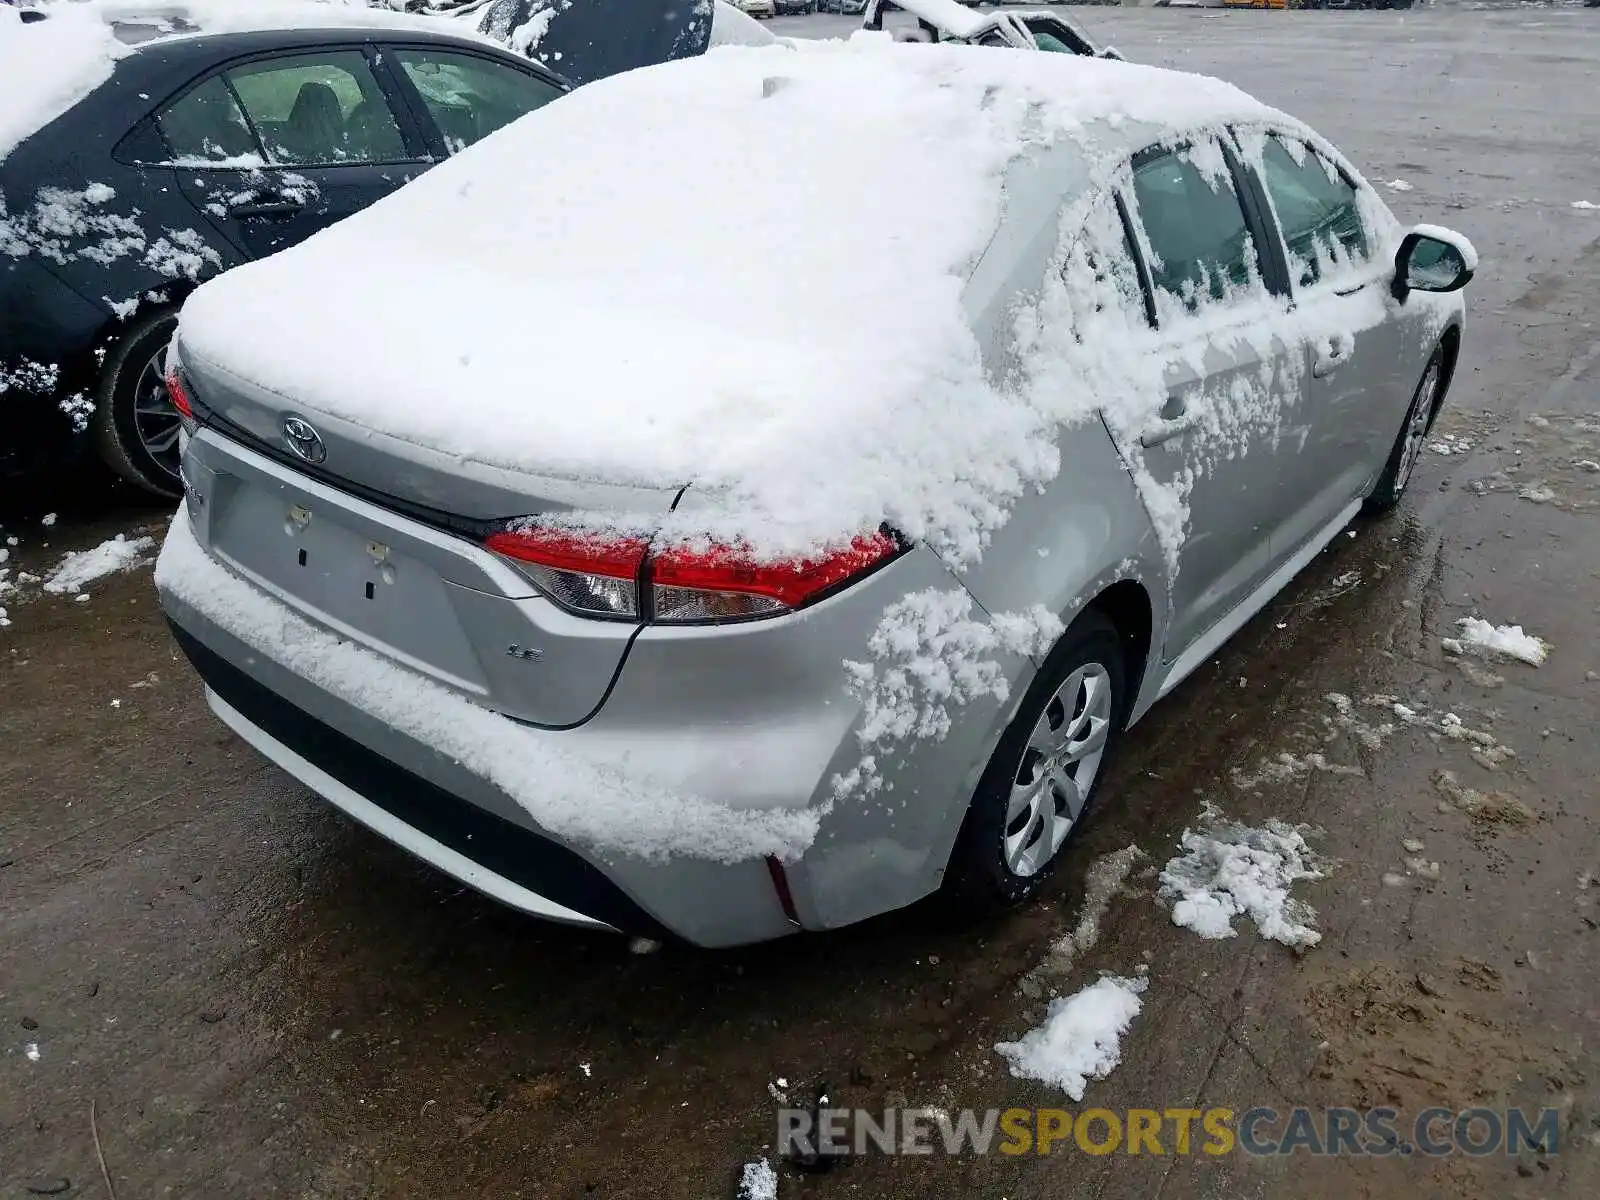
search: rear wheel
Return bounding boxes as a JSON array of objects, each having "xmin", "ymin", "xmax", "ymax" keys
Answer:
[
  {"xmin": 945, "ymin": 611, "xmax": 1127, "ymax": 911},
  {"xmin": 1363, "ymin": 348, "xmax": 1444, "ymax": 515},
  {"xmin": 91, "ymin": 310, "xmax": 182, "ymax": 498}
]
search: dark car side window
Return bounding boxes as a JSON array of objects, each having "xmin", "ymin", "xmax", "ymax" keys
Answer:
[
  {"xmin": 1257, "ymin": 134, "xmax": 1370, "ymax": 287},
  {"xmin": 225, "ymin": 51, "xmax": 409, "ymax": 167},
  {"xmin": 1129, "ymin": 143, "xmax": 1260, "ymax": 315},
  {"xmin": 391, "ymin": 48, "xmax": 561, "ymax": 154},
  {"xmin": 155, "ymin": 74, "xmax": 261, "ymax": 164},
  {"xmin": 1024, "ymin": 18, "xmax": 1092, "ymax": 55}
]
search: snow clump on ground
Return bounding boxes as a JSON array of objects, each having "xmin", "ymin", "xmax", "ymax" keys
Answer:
[
  {"xmin": 1157, "ymin": 807, "xmax": 1324, "ymax": 948},
  {"xmin": 994, "ymin": 974, "xmax": 1148, "ymax": 1101}
]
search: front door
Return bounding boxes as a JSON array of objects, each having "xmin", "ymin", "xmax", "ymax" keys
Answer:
[{"xmin": 1248, "ymin": 130, "xmax": 1409, "ymax": 555}]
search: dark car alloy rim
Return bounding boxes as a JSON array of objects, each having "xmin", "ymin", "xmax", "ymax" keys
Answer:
[{"xmin": 133, "ymin": 345, "xmax": 182, "ymax": 482}]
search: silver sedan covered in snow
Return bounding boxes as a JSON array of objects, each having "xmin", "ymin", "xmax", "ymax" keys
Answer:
[{"xmin": 156, "ymin": 40, "xmax": 1471, "ymax": 946}]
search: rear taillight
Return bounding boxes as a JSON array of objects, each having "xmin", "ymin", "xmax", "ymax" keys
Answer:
[
  {"xmin": 485, "ymin": 527, "xmax": 648, "ymax": 619},
  {"xmin": 650, "ymin": 533, "xmax": 899, "ymax": 623},
  {"xmin": 485, "ymin": 526, "xmax": 899, "ymax": 624},
  {"xmin": 164, "ymin": 369, "xmax": 198, "ymax": 435}
]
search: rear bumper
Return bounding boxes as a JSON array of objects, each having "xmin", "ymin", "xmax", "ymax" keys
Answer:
[
  {"xmin": 159, "ymin": 577, "xmax": 807, "ymax": 947},
  {"xmin": 171, "ymin": 621, "xmax": 659, "ymax": 938}
]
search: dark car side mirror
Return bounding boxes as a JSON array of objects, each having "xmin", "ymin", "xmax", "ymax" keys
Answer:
[{"xmin": 1391, "ymin": 225, "xmax": 1476, "ymax": 302}]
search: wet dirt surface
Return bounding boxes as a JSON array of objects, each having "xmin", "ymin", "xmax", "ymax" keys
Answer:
[{"xmin": 3, "ymin": 8, "xmax": 1600, "ymax": 1199}]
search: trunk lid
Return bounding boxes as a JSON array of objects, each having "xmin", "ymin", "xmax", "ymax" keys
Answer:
[{"xmin": 181, "ymin": 354, "xmax": 680, "ymax": 727}]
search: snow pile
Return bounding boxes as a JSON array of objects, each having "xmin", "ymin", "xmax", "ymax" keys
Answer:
[
  {"xmin": 1445, "ymin": 617, "xmax": 1548, "ymax": 666},
  {"xmin": 507, "ymin": 7, "xmax": 557, "ymax": 55},
  {"xmin": 1428, "ymin": 431, "xmax": 1472, "ymax": 455},
  {"xmin": 1383, "ymin": 178, "xmax": 1414, "ymax": 193},
  {"xmin": 709, "ymin": 0, "xmax": 777, "ymax": 48},
  {"xmin": 177, "ymin": 41, "xmax": 1289, "ymax": 566},
  {"xmin": 834, "ymin": 588, "xmax": 1062, "ymax": 797},
  {"xmin": 994, "ymin": 975, "xmax": 1147, "ymax": 1101},
  {"xmin": 41, "ymin": 533, "xmax": 155, "ymax": 594},
  {"xmin": 1573, "ymin": 200, "xmax": 1600, "ymax": 211},
  {"xmin": 0, "ymin": 3, "xmax": 122, "ymax": 159},
  {"xmin": 154, "ymin": 514, "xmax": 820, "ymax": 862},
  {"xmin": 1158, "ymin": 808, "xmax": 1324, "ymax": 947},
  {"xmin": 736, "ymin": 1158, "xmax": 778, "ymax": 1200}
]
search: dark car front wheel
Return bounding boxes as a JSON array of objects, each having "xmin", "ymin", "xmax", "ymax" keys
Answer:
[
  {"xmin": 945, "ymin": 610, "xmax": 1127, "ymax": 911},
  {"xmin": 91, "ymin": 310, "xmax": 183, "ymax": 498}
]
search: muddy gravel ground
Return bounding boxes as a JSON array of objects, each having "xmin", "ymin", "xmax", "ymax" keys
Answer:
[{"xmin": 4, "ymin": 8, "xmax": 1600, "ymax": 1199}]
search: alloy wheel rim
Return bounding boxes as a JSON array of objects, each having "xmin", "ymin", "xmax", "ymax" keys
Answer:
[
  {"xmin": 1393, "ymin": 363, "xmax": 1438, "ymax": 495},
  {"xmin": 132, "ymin": 345, "xmax": 182, "ymax": 483},
  {"xmin": 1003, "ymin": 662, "xmax": 1112, "ymax": 878}
]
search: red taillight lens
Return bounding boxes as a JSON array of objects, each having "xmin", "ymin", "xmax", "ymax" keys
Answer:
[
  {"xmin": 164, "ymin": 369, "xmax": 197, "ymax": 434},
  {"xmin": 485, "ymin": 527, "xmax": 647, "ymax": 619},
  {"xmin": 650, "ymin": 533, "xmax": 899, "ymax": 623},
  {"xmin": 486, "ymin": 526, "xmax": 899, "ymax": 624}
]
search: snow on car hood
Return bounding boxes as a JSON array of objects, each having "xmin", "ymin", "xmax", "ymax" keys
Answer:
[
  {"xmin": 178, "ymin": 41, "xmax": 1272, "ymax": 562},
  {"xmin": 0, "ymin": 0, "xmax": 480, "ymax": 160}
]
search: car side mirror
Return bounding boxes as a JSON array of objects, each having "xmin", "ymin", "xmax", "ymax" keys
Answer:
[
  {"xmin": 1099, "ymin": 46, "xmax": 1125, "ymax": 62},
  {"xmin": 1391, "ymin": 225, "xmax": 1476, "ymax": 302}
]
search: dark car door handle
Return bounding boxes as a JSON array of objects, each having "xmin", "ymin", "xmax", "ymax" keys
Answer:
[
  {"xmin": 228, "ymin": 196, "xmax": 306, "ymax": 219},
  {"xmin": 1312, "ymin": 332, "xmax": 1355, "ymax": 378},
  {"xmin": 1140, "ymin": 413, "xmax": 1197, "ymax": 449}
]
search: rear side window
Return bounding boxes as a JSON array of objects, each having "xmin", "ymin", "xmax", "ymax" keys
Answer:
[
  {"xmin": 1063, "ymin": 195, "xmax": 1151, "ymax": 334},
  {"xmin": 156, "ymin": 74, "xmax": 260, "ymax": 164},
  {"xmin": 391, "ymin": 49, "xmax": 561, "ymax": 154},
  {"xmin": 1129, "ymin": 144, "xmax": 1260, "ymax": 315},
  {"xmin": 1257, "ymin": 134, "xmax": 1370, "ymax": 287},
  {"xmin": 225, "ymin": 51, "xmax": 408, "ymax": 166}
]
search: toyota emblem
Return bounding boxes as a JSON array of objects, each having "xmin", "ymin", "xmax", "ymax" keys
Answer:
[{"xmin": 281, "ymin": 415, "xmax": 327, "ymax": 464}]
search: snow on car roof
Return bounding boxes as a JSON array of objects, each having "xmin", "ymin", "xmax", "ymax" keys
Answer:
[
  {"xmin": 865, "ymin": 0, "xmax": 989, "ymax": 40},
  {"xmin": 0, "ymin": 0, "xmax": 486, "ymax": 159},
  {"xmin": 177, "ymin": 39, "xmax": 1278, "ymax": 562}
]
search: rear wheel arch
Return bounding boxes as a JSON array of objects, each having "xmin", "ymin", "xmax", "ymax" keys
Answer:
[{"xmin": 1082, "ymin": 579, "xmax": 1154, "ymax": 726}]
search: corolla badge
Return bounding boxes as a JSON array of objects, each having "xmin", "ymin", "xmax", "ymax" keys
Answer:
[{"xmin": 281, "ymin": 415, "xmax": 327, "ymax": 464}]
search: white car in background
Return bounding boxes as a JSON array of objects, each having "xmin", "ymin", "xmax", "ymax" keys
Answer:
[
  {"xmin": 864, "ymin": 0, "xmax": 1121, "ymax": 59},
  {"xmin": 731, "ymin": 0, "xmax": 777, "ymax": 17}
]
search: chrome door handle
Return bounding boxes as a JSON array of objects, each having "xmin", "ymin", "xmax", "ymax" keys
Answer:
[{"xmin": 1139, "ymin": 414, "xmax": 1197, "ymax": 448}]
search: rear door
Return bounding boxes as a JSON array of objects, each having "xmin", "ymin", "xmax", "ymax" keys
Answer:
[
  {"xmin": 1117, "ymin": 138, "xmax": 1309, "ymax": 660},
  {"xmin": 156, "ymin": 46, "xmax": 432, "ymax": 260},
  {"xmin": 1244, "ymin": 129, "xmax": 1407, "ymax": 555}
]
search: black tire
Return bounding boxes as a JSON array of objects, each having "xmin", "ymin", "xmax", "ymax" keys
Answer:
[
  {"xmin": 1363, "ymin": 347, "xmax": 1445, "ymax": 515},
  {"xmin": 945, "ymin": 610, "xmax": 1127, "ymax": 912},
  {"xmin": 90, "ymin": 310, "xmax": 183, "ymax": 498}
]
